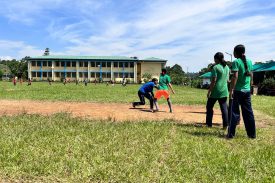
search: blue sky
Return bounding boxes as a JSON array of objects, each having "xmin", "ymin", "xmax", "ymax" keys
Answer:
[{"xmin": 0, "ymin": 0, "xmax": 275, "ymax": 72}]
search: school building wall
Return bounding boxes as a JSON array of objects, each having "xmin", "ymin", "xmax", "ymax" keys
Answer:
[{"xmin": 28, "ymin": 59, "xmax": 166, "ymax": 83}]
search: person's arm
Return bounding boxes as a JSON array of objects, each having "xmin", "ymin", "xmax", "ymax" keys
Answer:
[
  {"xmin": 207, "ymin": 77, "xmax": 217, "ymax": 98},
  {"xmin": 229, "ymin": 71, "xmax": 238, "ymax": 99},
  {"xmin": 168, "ymin": 83, "xmax": 175, "ymax": 94}
]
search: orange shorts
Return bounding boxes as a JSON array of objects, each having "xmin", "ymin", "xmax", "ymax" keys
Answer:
[{"xmin": 155, "ymin": 90, "xmax": 170, "ymax": 100}]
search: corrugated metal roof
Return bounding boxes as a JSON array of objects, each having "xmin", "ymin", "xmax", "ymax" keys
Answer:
[
  {"xmin": 253, "ymin": 62, "xmax": 275, "ymax": 72},
  {"xmin": 141, "ymin": 57, "xmax": 167, "ymax": 62},
  {"xmin": 199, "ymin": 72, "xmax": 212, "ymax": 78},
  {"xmin": 27, "ymin": 55, "xmax": 137, "ymax": 60}
]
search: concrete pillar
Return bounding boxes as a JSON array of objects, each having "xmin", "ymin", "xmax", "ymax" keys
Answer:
[
  {"xmin": 52, "ymin": 61, "xmax": 55, "ymax": 81},
  {"xmin": 76, "ymin": 61, "xmax": 79, "ymax": 80},
  {"xmin": 28, "ymin": 61, "xmax": 31, "ymax": 79},
  {"xmin": 88, "ymin": 61, "xmax": 91, "ymax": 81},
  {"xmin": 134, "ymin": 62, "xmax": 137, "ymax": 83},
  {"xmin": 111, "ymin": 61, "xmax": 114, "ymax": 81}
]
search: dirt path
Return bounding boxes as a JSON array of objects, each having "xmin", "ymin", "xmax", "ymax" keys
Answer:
[{"xmin": 0, "ymin": 100, "xmax": 273, "ymax": 126}]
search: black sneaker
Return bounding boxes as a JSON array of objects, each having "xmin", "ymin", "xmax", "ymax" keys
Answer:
[{"xmin": 132, "ymin": 103, "xmax": 136, "ymax": 108}]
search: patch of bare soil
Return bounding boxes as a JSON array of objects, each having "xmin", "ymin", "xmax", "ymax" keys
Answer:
[{"xmin": 0, "ymin": 100, "xmax": 273, "ymax": 127}]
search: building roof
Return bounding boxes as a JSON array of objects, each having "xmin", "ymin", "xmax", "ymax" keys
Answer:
[
  {"xmin": 253, "ymin": 61, "xmax": 275, "ymax": 72},
  {"xmin": 26, "ymin": 55, "xmax": 167, "ymax": 62},
  {"xmin": 199, "ymin": 72, "xmax": 212, "ymax": 78},
  {"xmin": 141, "ymin": 57, "xmax": 167, "ymax": 62}
]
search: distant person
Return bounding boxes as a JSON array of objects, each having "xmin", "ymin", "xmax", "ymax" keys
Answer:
[
  {"xmin": 27, "ymin": 78, "xmax": 32, "ymax": 86},
  {"xmin": 47, "ymin": 78, "xmax": 52, "ymax": 85},
  {"xmin": 63, "ymin": 78, "xmax": 67, "ymax": 85},
  {"xmin": 227, "ymin": 44, "xmax": 256, "ymax": 139},
  {"xmin": 154, "ymin": 69, "xmax": 175, "ymax": 113},
  {"xmin": 122, "ymin": 77, "xmax": 127, "ymax": 86},
  {"xmin": 13, "ymin": 76, "xmax": 17, "ymax": 86},
  {"xmin": 132, "ymin": 78, "xmax": 158, "ymax": 112},
  {"xmin": 206, "ymin": 52, "xmax": 230, "ymax": 129},
  {"xmin": 75, "ymin": 79, "xmax": 79, "ymax": 85},
  {"xmin": 84, "ymin": 78, "xmax": 88, "ymax": 86},
  {"xmin": 94, "ymin": 78, "xmax": 97, "ymax": 85}
]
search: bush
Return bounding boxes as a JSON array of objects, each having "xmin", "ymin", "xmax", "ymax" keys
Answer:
[
  {"xmin": 142, "ymin": 73, "xmax": 152, "ymax": 83},
  {"xmin": 258, "ymin": 78, "xmax": 275, "ymax": 95}
]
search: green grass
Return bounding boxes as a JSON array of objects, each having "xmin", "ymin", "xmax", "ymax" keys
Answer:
[
  {"xmin": 0, "ymin": 114, "xmax": 274, "ymax": 182},
  {"xmin": 1, "ymin": 81, "xmax": 275, "ymax": 117}
]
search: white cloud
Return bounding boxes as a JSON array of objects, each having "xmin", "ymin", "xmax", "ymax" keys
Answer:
[{"xmin": 0, "ymin": 0, "xmax": 274, "ymax": 71}]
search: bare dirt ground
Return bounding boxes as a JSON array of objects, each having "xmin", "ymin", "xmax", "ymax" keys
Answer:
[{"xmin": 0, "ymin": 100, "xmax": 273, "ymax": 127}]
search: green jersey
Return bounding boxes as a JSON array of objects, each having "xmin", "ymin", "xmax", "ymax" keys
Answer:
[
  {"xmin": 231, "ymin": 58, "xmax": 253, "ymax": 91},
  {"xmin": 210, "ymin": 64, "xmax": 230, "ymax": 98},
  {"xmin": 159, "ymin": 74, "xmax": 171, "ymax": 90}
]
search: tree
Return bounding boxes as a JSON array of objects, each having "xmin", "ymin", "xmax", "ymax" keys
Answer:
[
  {"xmin": 166, "ymin": 64, "xmax": 186, "ymax": 85},
  {"xmin": 142, "ymin": 73, "xmax": 152, "ymax": 83}
]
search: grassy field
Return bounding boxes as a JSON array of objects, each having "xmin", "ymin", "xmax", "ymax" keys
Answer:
[
  {"xmin": 1, "ymin": 81, "xmax": 275, "ymax": 117},
  {"xmin": 0, "ymin": 114, "xmax": 274, "ymax": 182},
  {"xmin": 0, "ymin": 81, "xmax": 274, "ymax": 182}
]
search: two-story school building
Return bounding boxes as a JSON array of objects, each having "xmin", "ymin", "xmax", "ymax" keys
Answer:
[{"xmin": 26, "ymin": 55, "xmax": 167, "ymax": 83}]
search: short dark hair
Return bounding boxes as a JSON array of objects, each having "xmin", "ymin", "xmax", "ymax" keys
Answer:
[
  {"xmin": 152, "ymin": 78, "xmax": 158, "ymax": 82},
  {"xmin": 161, "ymin": 68, "xmax": 167, "ymax": 74}
]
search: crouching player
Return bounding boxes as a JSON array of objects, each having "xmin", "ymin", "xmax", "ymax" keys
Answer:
[
  {"xmin": 132, "ymin": 78, "xmax": 158, "ymax": 112},
  {"xmin": 154, "ymin": 69, "xmax": 175, "ymax": 113}
]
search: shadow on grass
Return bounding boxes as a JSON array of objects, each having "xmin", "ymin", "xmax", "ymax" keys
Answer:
[{"xmin": 174, "ymin": 122, "xmax": 226, "ymax": 138}]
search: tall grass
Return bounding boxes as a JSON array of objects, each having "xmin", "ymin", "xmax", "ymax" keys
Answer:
[{"xmin": 0, "ymin": 114, "xmax": 274, "ymax": 182}]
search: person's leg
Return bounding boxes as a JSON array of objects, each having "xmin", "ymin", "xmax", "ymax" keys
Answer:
[
  {"xmin": 167, "ymin": 98, "xmax": 173, "ymax": 113},
  {"xmin": 133, "ymin": 91, "xmax": 145, "ymax": 107},
  {"xmin": 144, "ymin": 93, "xmax": 154, "ymax": 110},
  {"xmin": 240, "ymin": 92, "xmax": 256, "ymax": 138},
  {"xmin": 218, "ymin": 97, "xmax": 229, "ymax": 128},
  {"xmin": 227, "ymin": 91, "xmax": 241, "ymax": 138},
  {"xmin": 206, "ymin": 98, "xmax": 217, "ymax": 127},
  {"xmin": 154, "ymin": 98, "xmax": 159, "ymax": 111}
]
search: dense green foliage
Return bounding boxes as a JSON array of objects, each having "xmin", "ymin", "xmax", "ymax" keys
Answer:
[
  {"xmin": 0, "ymin": 114, "xmax": 274, "ymax": 182},
  {"xmin": 0, "ymin": 60, "xmax": 28, "ymax": 79}
]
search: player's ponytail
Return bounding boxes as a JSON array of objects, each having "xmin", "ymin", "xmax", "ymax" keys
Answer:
[
  {"xmin": 214, "ymin": 52, "xmax": 227, "ymax": 67},
  {"xmin": 234, "ymin": 44, "xmax": 251, "ymax": 76}
]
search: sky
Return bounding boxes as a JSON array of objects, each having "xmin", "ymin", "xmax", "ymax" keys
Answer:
[{"xmin": 0, "ymin": 0, "xmax": 275, "ymax": 72}]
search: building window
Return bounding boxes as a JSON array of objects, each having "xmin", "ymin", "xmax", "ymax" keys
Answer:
[
  {"xmin": 114, "ymin": 62, "xmax": 118, "ymax": 67},
  {"xmin": 84, "ymin": 72, "xmax": 88, "ymax": 78},
  {"xmin": 107, "ymin": 62, "xmax": 111, "ymax": 67},
  {"xmin": 102, "ymin": 62, "xmax": 106, "ymax": 67},
  {"xmin": 91, "ymin": 62, "xmax": 95, "ymax": 67},
  {"xmin": 43, "ymin": 61, "xmax": 47, "ymax": 67},
  {"xmin": 79, "ymin": 62, "xmax": 83, "ymax": 67},
  {"xmin": 130, "ymin": 62, "xmax": 134, "ymax": 68},
  {"xmin": 55, "ymin": 61, "xmax": 60, "ymax": 67},
  {"xmin": 32, "ymin": 61, "xmax": 36, "ymax": 66},
  {"xmin": 32, "ymin": 72, "xmax": 36, "ymax": 77},
  {"xmin": 48, "ymin": 72, "xmax": 52, "ymax": 77},
  {"xmin": 84, "ymin": 62, "xmax": 88, "ymax": 67},
  {"xmin": 119, "ymin": 62, "xmax": 123, "ymax": 68},
  {"xmin": 61, "ymin": 61, "xmax": 65, "ymax": 67},
  {"xmin": 72, "ymin": 72, "xmax": 76, "ymax": 78},
  {"xmin": 91, "ymin": 72, "xmax": 95, "ymax": 78},
  {"xmin": 37, "ymin": 61, "xmax": 41, "ymax": 66},
  {"xmin": 79, "ymin": 72, "xmax": 83, "ymax": 78},
  {"xmin": 56, "ymin": 72, "xmax": 60, "ymax": 77},
  {"xmin": 48, "ymin": 62, "xmax": 52, "ymax": 67},
  {"xmin": 66, "ymin": 72, "xmax": 71, "ymax": 77},
  {"xmin": 107, "ymin": 72, "xmax": 111, "ymax": 78},
  {"xmin": 130, "ymin": 73, "xmax": 134, "ymax": 78},
  {"xmin": 96, "ymin": 62, "xmax": 101, "ymax": 67},
  {"xmin": 67, "ymin": 62, "xmax": 71, "ymax": 67},
  {"xmin": 102, "ymin": 72, "xmax": 106, "ymax": 78},
  {"xmin": 72, "ymin": 62, "xmax": 76, "ymax": 67},
  {"xmin": 43, "ymin": 72, "xmax": 47, "ymax": 77}
]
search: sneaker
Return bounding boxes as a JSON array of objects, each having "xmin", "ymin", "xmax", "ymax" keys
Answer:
[{"xmin": 132, "ymin": 103, "xmax": 136, "ymax": 108}]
